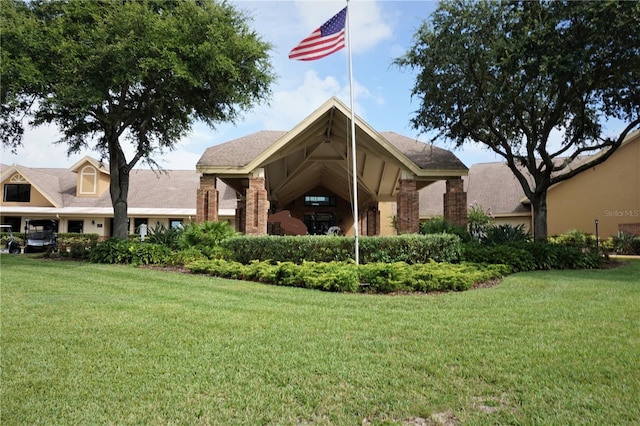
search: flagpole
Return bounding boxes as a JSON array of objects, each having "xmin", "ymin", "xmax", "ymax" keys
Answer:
[{"xmin": 346, "ymin": 0, "xmax": 359, "ymax": 265}]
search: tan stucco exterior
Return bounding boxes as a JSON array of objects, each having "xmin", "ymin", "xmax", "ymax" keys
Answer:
[
  {"xmin": 547, "ymin": 131, "xmax": 640, "ymax": 237},
  {"xmin": 1, "ymin": 173, "xmax": 52, "ymax": 208}
]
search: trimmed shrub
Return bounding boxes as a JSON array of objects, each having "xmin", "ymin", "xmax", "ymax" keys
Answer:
[
  {"xmin": 359, "ymin": 262, "xmax": 412, "ymax": 293},
  {"xmin": 168, "ymin": 248, "xmax": 207, "ymax": 266},
  {"xmin": 462, "ymin": 241, "xmax": 602, "ymax": 271},
  {"xmin": 187, "ymin": 259, "xmax": 508, "ymax": 294},
  {"xmin": 360, "ymin": 234, "xmax": 462, "ymax": 264},
  {"xmin": 462, "ymin": 242, "xmax": 535, "ymax": 272},
  {"xmin": 222, "ymin": 234, "xmax": 462, "ymax": 265}
]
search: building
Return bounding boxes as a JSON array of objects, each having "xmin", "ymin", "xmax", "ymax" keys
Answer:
[
  {"xmin": 420, "ymin": 128, "xmax": 640, "ymax": 237},
  {"xmin": 0, "ymin": 156, "xmax": 237, "ymax": 238},
  {"xmin": 195, "ymin": 97, "xmax": 469, "ymax": 236},
  {"xmin": 2, "ymin": 98, "xmax": 637, "ymax": 239},
  {"xmin": 1, "ymin": 98, "xmax": 470, "ymax": 238}
]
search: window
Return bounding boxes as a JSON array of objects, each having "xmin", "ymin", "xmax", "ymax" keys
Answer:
[
  {"xmin": 304, "ymin": 195, "xmax": 336, "ymax": 207},
  {"xmin": 170, "ymin": 219, "xmax": 184, "ymax": 229},
  {"xmin": 68, "ymin": 220, "xmax": 84, "ymax": 233},
  {"xmin": 80, "ymin": 166, "xmax": 97, "ymax": 194},
  {"xmin": 1, "ymin": 217, "xmax": 21, "ymax": 233},
  {"xmin": 133, "ymin": 218, "xmax": 148, "ymax": 233},
  {"xmin": 3, "ymin": 184, "xmax": 31, "ymax": 202}
]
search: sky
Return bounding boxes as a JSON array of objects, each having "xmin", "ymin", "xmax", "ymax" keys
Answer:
[{"xmin": 0, "ymin": 1, "xmax": 522, "ymax": 170}]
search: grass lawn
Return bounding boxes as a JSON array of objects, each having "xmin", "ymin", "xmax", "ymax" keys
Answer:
[{"xmin": 1, "ymin": 255, "xmax": 639, "ymax": 425}]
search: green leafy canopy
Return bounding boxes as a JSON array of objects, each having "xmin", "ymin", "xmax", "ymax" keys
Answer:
[
  {"xmin": 395, "ymin": 0, "xmax": 640, "ymax": 240},
  {"xmin": 1, "ymin": 0, "xmax": 275, "ymax": 238}
]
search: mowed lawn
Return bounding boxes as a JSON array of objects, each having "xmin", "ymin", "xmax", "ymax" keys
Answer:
[{"xmin": 1, "ymin": 255, "xmax": 639, "ymax": 425}]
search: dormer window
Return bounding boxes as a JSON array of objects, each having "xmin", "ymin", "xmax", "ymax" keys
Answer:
[
  {"xmin": 80, "ymin": 166, "xmax": 97, "ymax": 195},
  {"xmin": 3, "ymin": 174, "xmax": 31, "ymax": 202}
]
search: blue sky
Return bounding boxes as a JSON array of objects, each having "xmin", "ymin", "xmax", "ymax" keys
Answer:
[{"xmin": 2, "ymin": 1, "xmax": 507, "ymax": 170}]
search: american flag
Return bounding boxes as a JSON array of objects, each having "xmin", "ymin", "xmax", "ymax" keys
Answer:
[{"xmin": 289, "ymin": 7, "xmax": 347, "ymax": 61}]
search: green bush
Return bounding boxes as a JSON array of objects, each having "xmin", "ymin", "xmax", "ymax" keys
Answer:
[
  {"xmin": 467, "ymin": 202, "xmax": 493, "ymax": 242},
  {"xmin": 482, "ymin": 224, "xmax": 530, "ymax": 244},
  {"xmin": 167, "ymin": 248, "xmax": 207, "ymax": 266},
  {"xmin": 419, "ymin": 216, "xmax": 471, "ymax": 242},
  {"xmin": 146, "ymin": 223, "xmax": 182, "ymax": 250},
  {"xmin": 128, "ymin": 243, "xmax": 173, "ymax": 266},
  {"xmin": 179, "ymin": 221, "xmax": 236, "ymax": 258},
  {"xmin": 360, "ymin": 234, "xmax": 462, "ymax": 264},
  {"xmin": 88, "ymin": 238, "xmax": 133, "ymax": 264},
  {"xmin": 549, "ymin": 229, "xmax": 596, "ymax": 250},
  {"xmin": 462, "ymin": 241, "xmax": 602, "ymax": 271},
  {"xmin": 57, "ymin": 233, "xmax": 99, "ymax": 259},
  {"xmin": 462, "ymin": 242, "xmax": 534, "ymax": 272},
  {"xmin": 187, "ymin": 259, "xmax": 508, "ymax": 294},
  {"xmin": 89, "ymin": 239, "xmax": 171, "ymax": 265},
  {"xmin": 359, "ymin": 262, "xmax": 412, "ymax": 293},
  {"xmin": 223, "ymin": 234, "xmax": 462, "ymax": 265},
  {"xmin": 1, "ymin": 232, "xmax": 24, "ymax": 248},
  {"xmin": 610, "ymin": 231, "xmax": 640, "ymax": 255}
]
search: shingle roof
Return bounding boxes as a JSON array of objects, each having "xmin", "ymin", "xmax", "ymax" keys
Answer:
[
  {"xmin": 1, "ymin": 161, "xmax": 237, "ymax": 212},
  {"xmin": 380, "ymin": 132, "xmax": 468, "ymax": 170},
  {"xmin": 197, "ymin": 130, "xmax": 468, "ymax": 171},
  {"xmin": 420, "ymin": 161, "xmax": 531, "ymax": 217},
  {"xmin": 197, "ymin": 131, "xmax": 287, "ymax": 168}
]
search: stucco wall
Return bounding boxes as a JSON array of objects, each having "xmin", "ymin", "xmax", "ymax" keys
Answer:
[
  {"xmin": 1, "ymin": 180, "xmax": 52, "ymax": 207},
  {"xmin": 547, "ymin": 135, "xmax": 640, "ymax": 237},
  {"xmin": 378, "ymin": 202, "xmax": 397, "ymax": 236}
]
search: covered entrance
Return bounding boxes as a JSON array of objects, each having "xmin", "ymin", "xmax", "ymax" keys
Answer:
[{"xmin": 196, "ymin": 97, "xmax": 468, "ymax": 236}]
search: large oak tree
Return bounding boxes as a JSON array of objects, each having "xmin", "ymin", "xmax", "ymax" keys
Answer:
[
  {"xmin": 396, "ymin": 0, "xmax": 640, "ymax": 240},
  {"xmin": 1, "ymin": 0, "xmax": 275, "ymax": 238}
]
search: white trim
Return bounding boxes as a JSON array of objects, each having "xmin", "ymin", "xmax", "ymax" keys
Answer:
[
  {"xmin": 79, "ymin": 166, "xmax": 97, "ymax": 195},
  {"xmin": 0, "ymin": 206, "xmax": 236, "ymax": 217}
]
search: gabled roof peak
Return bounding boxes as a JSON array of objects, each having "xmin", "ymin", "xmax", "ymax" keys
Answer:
[{"xmin": 70, "ymin": 156, "xmax": 109, "ymax": 174}]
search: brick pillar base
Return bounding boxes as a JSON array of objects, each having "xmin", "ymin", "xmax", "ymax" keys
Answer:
[
  {"xmin": 444, "ymin": 178, "xmax": 467, "ymax": 227},
  {"xmin": 196, "ymin": 175, "xmax": 218, "ymax": 223},
  {"xmin": 397, "ymin": 179, "xmax": 419, "ymax": 234},
  {"xmin": 235, "ymin": 198, "xmax": 245, "ymax": 233},
  {"xmin": 366, "ymin": 206, "xmax": 381, "ymax": 236},
  {"xmin": 243, "ymin": 177, "xmax": 268, "ymax": 235}
]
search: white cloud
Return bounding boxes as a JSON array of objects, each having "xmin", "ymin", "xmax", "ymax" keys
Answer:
[{"xmin": 1, "ymin": 123, "xmax": 98, "ymax": 168}]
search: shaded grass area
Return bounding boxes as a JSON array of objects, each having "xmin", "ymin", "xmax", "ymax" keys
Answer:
[{"xmin": 1, "ymin": 255, "xmax": 639, "ymax": 425}]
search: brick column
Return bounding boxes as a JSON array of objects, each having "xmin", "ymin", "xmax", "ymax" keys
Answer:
[
  {"xmin": 243, "ymin": 177, "xmax": 269, "ymax": 235},
  {"xmin": 196, "ymin": 174, "xmax": 218, "ymax": 223},
  {"xmin": 397, "ymin": 179, "xmax": 420, "ymax": 234},
  {"xmin": 366, "ymin": 206, "xmax": 381, "ymax": 236},
  {"xmin": 444, "ymin": 178, "xmax": 467, "ymax": 227},
  {"xmin": 235, "ymin": 198, "xmax": 245, "ymax": 233}
]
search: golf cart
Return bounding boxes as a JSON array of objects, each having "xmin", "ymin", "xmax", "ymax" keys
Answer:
[
  {"xmin": 1, "ymin": 224, "xmax": 22, "ymax": 254},
  {"xmin": 24, "ymin": 219, "xmax": 58, "ymax": 253}
]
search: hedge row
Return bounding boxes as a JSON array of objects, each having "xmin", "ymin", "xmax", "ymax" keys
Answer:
[
  {"xmin": 462, "ymin": 241, "xmax": 603, "ymax": 271},
  {"xmin": 1, "ymin": 232, "xmax": 98, "ymax": 248},
  {"xmin": 221, "ymin": 234, "xmax": 462, "ymax": 264},
  {"xmin": 186, "ymin": 259, "xmax": 510, "ymax": 293}
]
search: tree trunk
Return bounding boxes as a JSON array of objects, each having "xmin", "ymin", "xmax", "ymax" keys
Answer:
[
  {"xmin": 108, "ymin": 135, "xmax": 130, "ymax": 240},
  {"xmin": 531, "ymin": 192, "xmax": 548, "ymax": 241}
]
